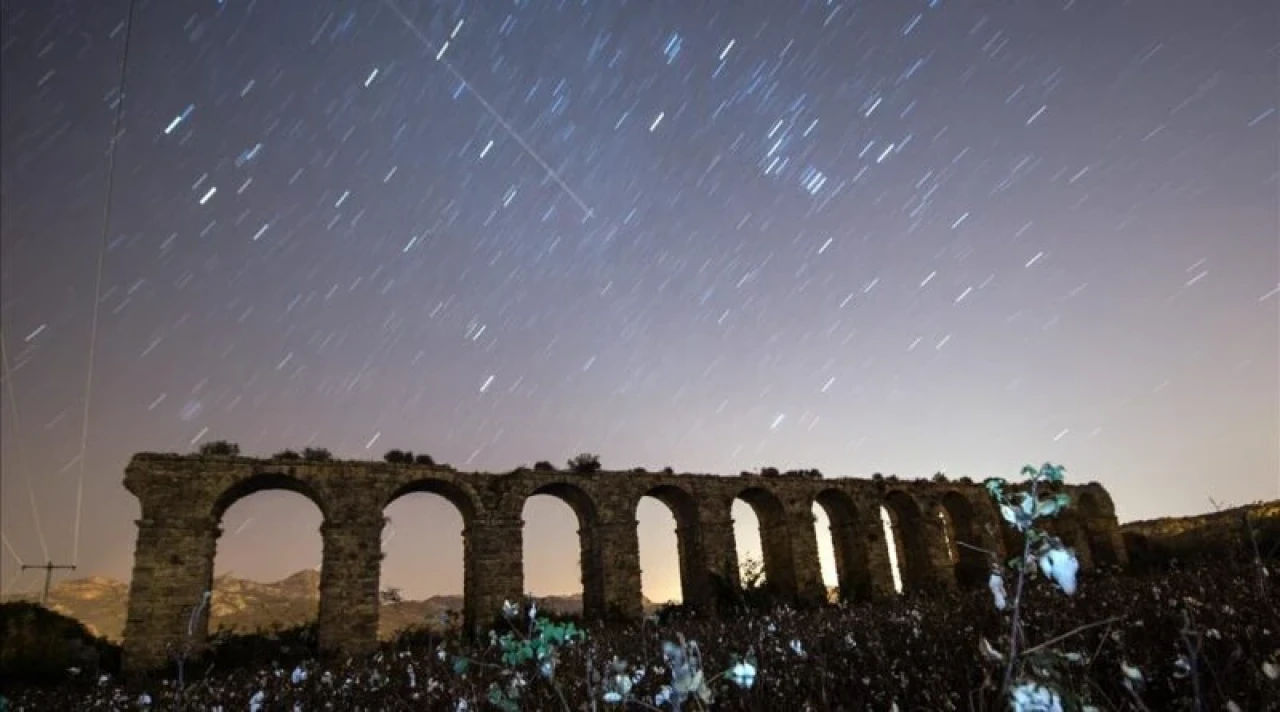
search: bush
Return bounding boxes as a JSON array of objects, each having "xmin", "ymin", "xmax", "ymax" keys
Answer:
[
  {"xmin": 197, "ymin": 440, "xmax": 239, "ymax": 457},
  {"xmin": 271, "ymin": 449, "xmax": 301, "ymax": 461},
  {"xmin": 302, "ymin": 447, "xmax": 332, "ymax": 462},
  {"xmin": 567, "ymin": 453, "xmax": 601, "ymax": 473},
  {"xmin": 384, "ymin": 449, "xmax": 411, "ymax": 464},
  {"xmin": 0, "ymin": 603, "xmax": 120, "ymax": 686},
  {"xmin": 784, "ymin": 468, "xmax": 823, "ymax": 479},
  {"xmin": 414, "ymin": 454, "xmax": 436, "ymax": 466}
]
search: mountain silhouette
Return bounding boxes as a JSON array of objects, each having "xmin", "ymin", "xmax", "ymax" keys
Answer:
[{"xmin": 1, "ymin": 570, "xmax": 658, "ymax": 641}]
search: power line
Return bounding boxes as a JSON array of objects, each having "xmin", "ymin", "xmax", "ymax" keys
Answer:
[
  {"xmin": 1, "ymin": 530, "xmax": 25, "ymax": 568},
  {"xmin": 72, "ymin": 0, "xmax": 138, "ymax": 567},
  {"xmin": 0, "ymin": 332, "xmax": 51, "ymax": 563},
  {"xmin": 22, "ymin": 562, "xmax": 76, "ymax": 606},
  {"xmin": 380, "ymin": 0, "xmax": 595, "ymax": 220}
]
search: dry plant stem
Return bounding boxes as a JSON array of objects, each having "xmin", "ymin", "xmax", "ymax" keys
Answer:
[
  {"xmin": 1018, "ymin": 615, "xmax": 1124, "ymax": 658},
  {"xmin": 999, "ymin": 478, "xmax": 1040, "ymax": 695},
  {"xmin": 1242, "ymin": 509, "xmax": 1279, "ymax": 625},
  {"xmin": 1120, "ymin": 680, "xmax": 1153, "ymax": 712},
  {"xmin": 955, "ymin": 540, "xmax": 997, "ymax": 557},
  {"xmin": 586, "ymin": 648, "xmax": 598, "ymax": 712},
  {"xmin": 550, "ymin": 670, "xmax": 572, "ymax": 712},
  {"xmin": 1178, "ymin": 610, "xmax": 1205, "ymax": 712}
]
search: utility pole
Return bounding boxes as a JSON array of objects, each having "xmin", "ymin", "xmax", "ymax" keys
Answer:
[{"xmin": 22, "ymin": 562, "xmax": 76, "ymax": 606}]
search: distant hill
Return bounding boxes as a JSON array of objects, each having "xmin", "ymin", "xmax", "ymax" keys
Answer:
[{"xmin": 0, "ymin": 571, "xmax": 659, "ymax": 642}]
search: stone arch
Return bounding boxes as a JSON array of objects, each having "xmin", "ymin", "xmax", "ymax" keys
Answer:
[
  {"xmin": 129, "ymin": 471, "xmax": 333, "ymax": 667},
  {"xmin": 882, "ymin": 491, "xmax": 932, "ymax": 592},
  {"xmin": 1048, "ymin": 507, "xmax": 1093, "ymax": 568},
  {"xmin": 526, "ymin": 481, "xmax": 604, "ymax": 616},
  {"xmin": 734, "ymin": 486, "xmax": 798, "ymax": 600},
  {"xmin": 637, "ymin": 484, "xmax": 705, "ymax": 608},
  {"xmin": 380, "ymin": 478, "xmax": 477, "ymax": 635},
  {"xmin": 814, "ymin": 489, "xmax": 872, "ymax": 602},
  {"xmin": 212, "ymin": 471, "xmax": 329, "ymax": 522},
  {"xmin": 939, "ymin": 491, "xmax": 987, "ymax": 589},
  {"xmin": 385, "ymin": 478, "xmax": 479, "ymax": 524},
  {"xmin": 1076, "ymin": 491, "xmax": 1121, "ymax": 567}
]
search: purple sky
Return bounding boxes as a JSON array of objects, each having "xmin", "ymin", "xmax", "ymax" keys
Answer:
[{"xmin": 2, "ymin": 0, "xmax": 1276, "ymax": 604}]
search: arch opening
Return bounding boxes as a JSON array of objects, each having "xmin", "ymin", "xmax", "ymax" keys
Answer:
[
  {"xmin": 380, "ymin": 491, "xmax": 466, "ymax": 637},
  {"xmin": 812, "ymin": 504, "xmax": 838, "ymax": 602},
  {"xmin": 212, "ymin": 487, "xmax": 324, "ymax": 638},
  {"xmin": 940, "ymin": 492, "xmax": 988, "ymax": 590},
  {"xmin": 734, "ymin": 487, "xmax": 797, "ymax": 600},
  {"xmin": 879, "ymin": 506, "xmax": 904, "ymax": 594},
  {"xmin": 883, "ymin": 491, "xmax": 932, "ymax": 593},
  {"xmin": 732, "ymin": 499, "xmax": 764, "ymax": 587},
  {"xmin": 814, "ymin": 490, "xmax": 872, "ymax": 603},
  {"xmin": 524, "ymin": 482, "xmax": 599, "ymax": 616},
  {"xmin": 637, "ymin": 485, "xmax": 698, "ymax": 607}
]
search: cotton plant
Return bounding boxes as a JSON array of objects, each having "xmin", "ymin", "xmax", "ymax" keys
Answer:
[
  {"xmin": 645, "ymin": 633, "xmax": 761, "ymax": 711},
  {"xmin": 597, "ymin": 655, "xmax": 647, "ymax": 706},
  {"xmin": 456, "ymin": 599, "xmax": 585, "ymax": 712},
  {"xmin": 658, "ymin": 636, "xmax": 712, "ymax": 710},
  {"xmin": 984, "ymin": 463, "xmax": 1094, "ymax": 709}
]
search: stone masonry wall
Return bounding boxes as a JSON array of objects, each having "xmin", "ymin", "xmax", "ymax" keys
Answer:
[
  {"xmin": 1121, "ymin": 500, "xmax": 1280, "ymax": 571},
  {"xmin": 119, "ymin": 454, "xmax": 1128, "ymax": 673}
]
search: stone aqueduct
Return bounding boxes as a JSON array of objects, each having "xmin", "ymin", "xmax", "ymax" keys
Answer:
[{"xmin": 120, "ymin": 452, "xmax": 1128, "ymax": 673}]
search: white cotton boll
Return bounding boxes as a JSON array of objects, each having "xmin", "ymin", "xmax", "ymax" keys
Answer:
[
  {"xmin": 1120, "ymin": 661, "xmax": 1145, "ymax": 687},
  {"xmin": 728, "ymin": 661, "xmax": 756, "ymax": 689},
  {"xmin": 249, "ymin": 690, "xmax": 266, "ymax": 712},
  {"xmin": 1011, "ymin": 681, "xmax": 1064, "ymax": 712},
  {"xmin": 1038, "ymin": 547, "xmax": 1079, "ymax": 595},
  {"xmin": 291, "ymin": 665, "xmax": 307, "ymax": 684},
  {"xmin": 989, "ymin": 571, "xmax": 1008, "ymax": 610}
]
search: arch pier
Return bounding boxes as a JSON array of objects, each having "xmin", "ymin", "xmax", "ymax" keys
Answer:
[{"xmin": 120, "ymin": 454, "xmax": 1126, "ymax": 673}]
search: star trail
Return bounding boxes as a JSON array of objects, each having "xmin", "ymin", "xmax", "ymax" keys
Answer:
[{"xmin": 1, "ymin": 0, "xmax": 1276, "ymax": 604}]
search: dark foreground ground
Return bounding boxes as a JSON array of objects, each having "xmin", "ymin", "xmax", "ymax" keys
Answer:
[{"xmin": 2, "ymin": 557, "xmax": 1277, "ymax": 711}]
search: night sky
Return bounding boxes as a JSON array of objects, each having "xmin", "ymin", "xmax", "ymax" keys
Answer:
[{"xmin": 1, "ymin": 0, "xmax": 1277, "ymax": 605}]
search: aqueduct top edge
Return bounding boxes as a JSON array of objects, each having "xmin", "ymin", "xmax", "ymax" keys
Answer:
[{"xmin": 123, "ymin": 451, "xmax": 1118, "ymax": 525}]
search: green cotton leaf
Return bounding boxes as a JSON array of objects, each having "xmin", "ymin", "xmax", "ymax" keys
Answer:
[
  {"xmin": 1020, "ymin": 492, "xmax": 1037, "ymax": 518},
  {"xmin": 490, "ymin": 686, "xmax": 521, "ymax": 712},
  {"xmin": 1008, "ymin": 556, "xmax": 1025, "ymax": 571},
  {"xmin": 452, "ymin": 656, "xmax": 470, "ymax": 675},
  {"xmin": 1047, "ymin": 463, "xmax": 1066, "ymax": 482},
  {"xmin": 984, "ymin": 477, "xmax": 1007, "ymax": 500},
  {"xmin": 1036, "ymin": 493, "xmax": 1071, "ymax": 518},
  {"xmin": 1021, "ymin": 464, "xmax": 1038, "ymax": 479}
]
